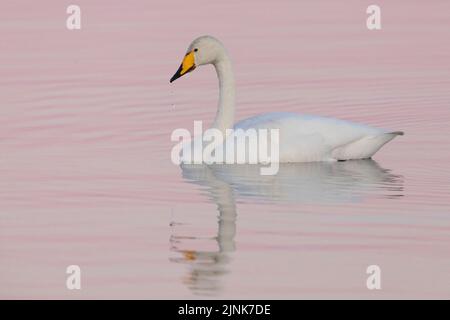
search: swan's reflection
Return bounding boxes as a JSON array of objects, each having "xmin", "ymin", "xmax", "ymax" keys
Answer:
[{"xmin": 170, "ymin": 160, "xmax": 403, "ymax": 295}]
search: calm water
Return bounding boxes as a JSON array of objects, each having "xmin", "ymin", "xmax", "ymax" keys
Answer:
[{"xmin": 1, "ymin": 1, "xmax": 450, "ymax": 299}]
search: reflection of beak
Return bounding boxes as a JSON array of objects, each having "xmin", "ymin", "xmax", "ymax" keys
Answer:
[
  {"xmin": 183, "ymin": 250, "xmax": 197, "ymax": 261},
  {"xmin": 170, "ymin": 51, "xmax": 196, "ymax": 83}
]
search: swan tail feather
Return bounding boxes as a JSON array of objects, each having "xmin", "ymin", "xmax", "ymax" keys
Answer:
[
  {"xmin": 332, "ymin": 131, "xmax": 402, "ymax": 160},
  {"xmin": 388, "ymin": 131, "xmax": 404, "ymax": 136}
]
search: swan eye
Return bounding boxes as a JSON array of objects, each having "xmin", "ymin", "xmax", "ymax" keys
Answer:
[{"xmin": 194, "ymin": 48, "xmax": 198, "ymax": 52}]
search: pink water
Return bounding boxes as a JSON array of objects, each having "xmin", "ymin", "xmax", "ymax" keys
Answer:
[{"xmin": 1, "ymin": 1, "xmax": 450, "ymax": 299}]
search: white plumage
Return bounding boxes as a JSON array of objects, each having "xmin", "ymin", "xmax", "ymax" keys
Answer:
[
  {"xmin": 171, "ymin": 36, "xmax": 403, "ymax": 163},
  {"xmin": 235, "ymin": 112, "xmax": 403, "ymax": 162}
]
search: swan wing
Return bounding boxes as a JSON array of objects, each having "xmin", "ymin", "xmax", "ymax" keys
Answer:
[{"xmin": 234, "ymin": 112, "xmax": 401, "ymax": 162}]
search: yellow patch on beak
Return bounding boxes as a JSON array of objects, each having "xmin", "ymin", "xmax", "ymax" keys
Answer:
[
  {"xmin": 180, "ymin": 51, "xmax": 196, "ymax": 75},
  {"xmin": 170, "ymin": 50, "xmax": 196, "ymax": 83}
]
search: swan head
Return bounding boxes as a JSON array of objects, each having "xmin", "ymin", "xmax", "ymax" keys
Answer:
[{"xmin": 170, "ymin": 35, "xmax": 226, "ymax": 83}]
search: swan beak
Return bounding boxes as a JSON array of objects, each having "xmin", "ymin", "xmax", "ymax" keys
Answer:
[{"xmin": 170, "ymin": 51, "xmax": 196, "ymax": 83}]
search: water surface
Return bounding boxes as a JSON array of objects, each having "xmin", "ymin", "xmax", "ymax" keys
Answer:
[{"xmin": 1, "ymin": 0, "xmax": 450, "ymax": 299}]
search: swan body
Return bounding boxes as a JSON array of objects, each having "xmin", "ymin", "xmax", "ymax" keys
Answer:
[
  {"xmin": 170, "ymin": 36, "xmax": 403, "ymax": 163},
  {"xmin": 234, "ymin": 112, "xmax": 402, "ymax": 162}
]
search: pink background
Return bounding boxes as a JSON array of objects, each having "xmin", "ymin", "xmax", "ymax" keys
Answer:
[{"xmin": 0, "ymin": 1, "xmax": 449, "ymax": 298}]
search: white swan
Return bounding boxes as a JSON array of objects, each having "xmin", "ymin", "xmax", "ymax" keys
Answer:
[{"xmin": 170, "ymin": 36, "xmax": 403, "ymax": 162}]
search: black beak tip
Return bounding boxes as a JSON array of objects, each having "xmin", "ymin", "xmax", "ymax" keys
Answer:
[{"xmin": 170, "ymin": 65, "xmax": 183, "ymax": 83}]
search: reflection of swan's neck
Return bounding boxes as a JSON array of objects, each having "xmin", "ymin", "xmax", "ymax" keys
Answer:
[
  {"xmin": 212, "ymin": 56, "xmax": 235, "ymax": 135},
  {"xmin": 214, "ymin": 182, "xmax": 237, "ymax": 253}
]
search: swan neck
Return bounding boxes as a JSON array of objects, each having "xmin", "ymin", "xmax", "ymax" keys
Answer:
[{"xmin": 212, "ymin": 56, "xmax": 235, "ymax": 134}]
